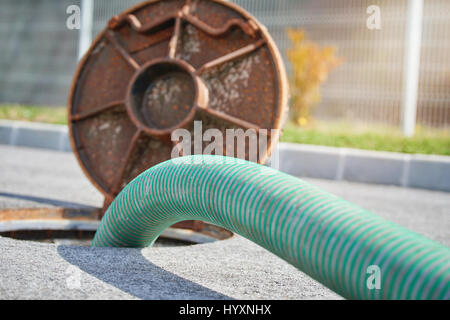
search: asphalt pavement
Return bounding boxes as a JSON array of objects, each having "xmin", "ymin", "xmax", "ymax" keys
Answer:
[{"xmin": 0, "ymin": 145, "xmax": 448, "ymax": 299}]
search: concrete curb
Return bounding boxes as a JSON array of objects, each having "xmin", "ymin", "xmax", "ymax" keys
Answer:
[
  {"xmin": 1, "ymin": 120, "xmax": 449, "ymax": 192},
  {"xmin": 0, "ymin": 120, "xmax": 71, "ymax": 152},
  {"xmin": 279, "ymin": 143, "xmax": 450, "ymax": 192}
]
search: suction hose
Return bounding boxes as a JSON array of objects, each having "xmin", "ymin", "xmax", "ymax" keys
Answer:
[{"xmin": 92, "ymin": 155, "xmax": 450, "ymax": 300}]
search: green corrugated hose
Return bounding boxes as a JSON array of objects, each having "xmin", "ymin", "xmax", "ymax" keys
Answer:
[{"xmin": 92, "ymin": 155, "xmax": 450, "ymax": 300}]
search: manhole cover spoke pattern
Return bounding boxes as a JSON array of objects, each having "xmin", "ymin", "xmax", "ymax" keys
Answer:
[{"xmin": 68, "ymin": 0, "xmax": 288, "ymax": 210}]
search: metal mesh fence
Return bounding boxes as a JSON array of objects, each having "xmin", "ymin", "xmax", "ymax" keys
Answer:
[
  {"xmin": 418, "ymin": 0, "xmax": 450, "ymax": 128},
  {"xmin": 0, "ymin": 0, "xmax": 80, "ymax": 106},
  {"xmin": 0, "ymin": 0, "xmax": 448, "ymax": 129}
]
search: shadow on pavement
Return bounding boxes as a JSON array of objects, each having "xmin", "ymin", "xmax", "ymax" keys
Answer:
[
  {"xmin": 0, "ymin": 192, "xmax": 95, "ymax": 209},
  {"xmin": 57, "ymin": 245, "xmax": 232, "ymax": 300}
]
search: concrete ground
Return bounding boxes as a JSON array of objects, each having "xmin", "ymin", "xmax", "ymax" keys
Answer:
[{"xmin": 0, "ymin": 145, "xmax": 449, "ymax": 299}]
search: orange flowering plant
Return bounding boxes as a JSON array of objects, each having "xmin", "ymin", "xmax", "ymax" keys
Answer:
[{"xmin": 286, "ymin": 29, "xmax": 342, "ymax": 126}]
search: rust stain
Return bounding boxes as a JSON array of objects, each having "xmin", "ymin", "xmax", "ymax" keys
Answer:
[
  {"xmin": 0, "ymin": 208, "xmax": 101, "ymax": 222},
  {"xmin": 67, "ymin": 0, "xmax": 288, "ymax": 219}
]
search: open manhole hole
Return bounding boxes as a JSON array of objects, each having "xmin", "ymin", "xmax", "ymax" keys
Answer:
[{"xmin": 0, "ymin": 208, "xmax": 233, "ymax": 247}]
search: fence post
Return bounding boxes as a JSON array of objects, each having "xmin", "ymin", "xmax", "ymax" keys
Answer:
[
  {"xmin": 78, "ymin": 0, "xmax": 94, "ymax": 61},
  {"xmin": 401, "ymin": 0, "xmax": 423, "ymax": 137}
]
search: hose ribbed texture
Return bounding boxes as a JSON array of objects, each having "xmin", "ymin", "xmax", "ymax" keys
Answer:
[{"xmin": 93, "ymin": 155, "xmax": 450, "ymax": 300}]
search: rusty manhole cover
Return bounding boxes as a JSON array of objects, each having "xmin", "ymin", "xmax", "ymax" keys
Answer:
[
  {"xmin": 68, "ymin": 0, "xmax": 288, "ymax": 212},
  {"xmin": 0, "ymin": 208, "xmax": 233, "ymax": 246}
]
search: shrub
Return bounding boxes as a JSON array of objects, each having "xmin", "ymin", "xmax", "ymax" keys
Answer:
[{"xmin": 286, "ymin": 29, "xmax": 342, "ymax": 126}]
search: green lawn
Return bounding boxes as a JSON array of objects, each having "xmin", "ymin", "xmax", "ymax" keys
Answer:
[
  {"xmin": 0, "ymin": 104, "xmax": 67, "ymax": 125},
  {"xmin": 281, "ymin": 121, "xmax": 450, "ymax": 156},
  {"xmin": 1, "ymin": 104, "xmax": 449, "ymax": 156}
]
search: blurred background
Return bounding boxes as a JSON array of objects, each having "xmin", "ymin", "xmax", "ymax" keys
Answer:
[{"xmin": 0, "ymin": 0, "xmax": 449, "ymax": 155}]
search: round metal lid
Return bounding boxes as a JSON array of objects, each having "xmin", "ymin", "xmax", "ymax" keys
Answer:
[{"xmin": 68, "ymin": 0, "xmax": 288, "ymax": 204}]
